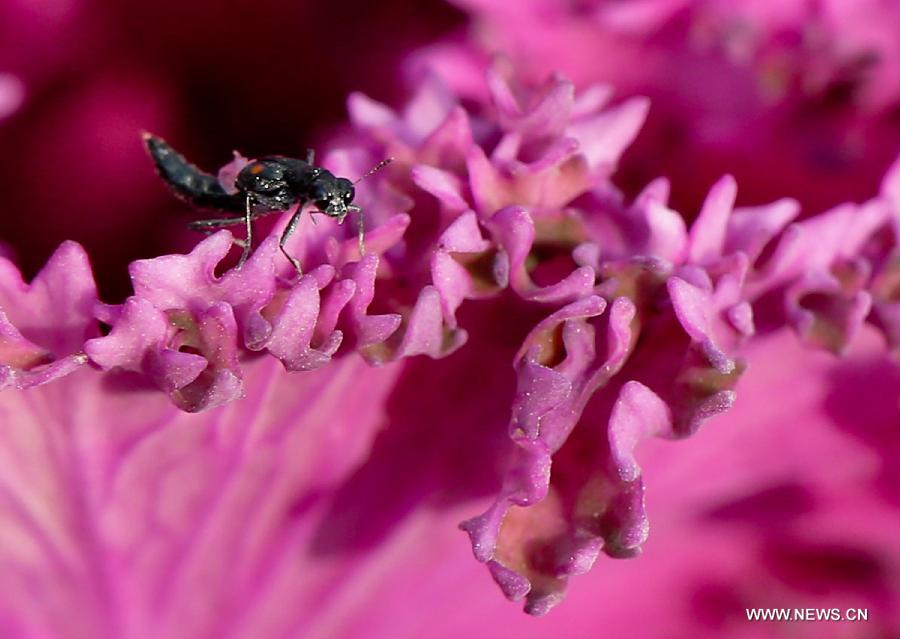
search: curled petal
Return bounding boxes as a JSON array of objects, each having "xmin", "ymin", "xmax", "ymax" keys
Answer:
[
  {"xmin": 488, "ymin": 206, "xmax": 596, "ymax": 303},
  {"xmin": 786, "ymin": 267, "xmax": 874, "ymax": 355},
  {"xmin": 493, "ymin": 71, "xmax": 575, "ymax": 137},
  {"xmin": 130, "ymin": 232, "xmax": 278, "ymax": 329},
  {"xmin": 411, "ymin": 165, "xmax": 469, "ymax": 212},
  {"xmin": 641, "ymin": 200, "xmax": 688, "ymax": 264},
  {"xmin": 609, "ymin": 381, "xmax": 674, "ymax": 483},
  {"xmin": 0, "ymin": 241, "xmax": 98, "ymax": 385},
  {"xmin": 171, "ymin": 302, "xmax": 244, "ymax": 412},
  {"xmin": 467, "ymin": 145, "xmax": 592, "ymax": 215},
  {"xmin": 752, "ymin": 201, "xmax": 889, "ymax": 295},
  {"xmin": 725, "ymin": 198, "xmax": 800, "ymax": 263},
  {"xmin": 389, "ymin": 286, "xmax": 468, "ymax": 360},
  {"xmin": 84, "ymin": 297, "xmax": 207, "ymax": 392},
  {"xmin": 567, "ymin": 96, "xmax": 649, "ymax": 175},
  {"xmin": 342, "ymin": 255, "xmax": 403, "ymax": 355},
  {"xmin": 7, "ymin": 241, "xmax": 99, "ymax": 353},
  {"xmin": 463, "ymin": 294, "xmax": 651, "ymax": 614},
  {"xmin": 325, "ymin": 214, "xmax": 411, "ymax": 269},
  {"xmin": 686, "ymin": 174, "xmax": 737, "ymax": 265},
  {"xmin": 668, "ymin": 276, "xmax": 735, "ymax": 374},
  {"xmin": 264, "ymin": 267, "xmax": 343, "ymax": 371},
  {"xmin": 431, "ymin": 211, "xmax": 499, "ymax": 326}
]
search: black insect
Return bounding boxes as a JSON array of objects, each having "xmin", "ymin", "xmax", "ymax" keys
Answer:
[{"xmin": 143, "ymin": 133, "xmax": 391, "ymax": 273}]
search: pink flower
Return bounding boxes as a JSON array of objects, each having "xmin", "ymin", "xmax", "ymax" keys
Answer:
[
  {"xmin": 1, "ymin": 282, "xmax": 897, "ymax": 637},
  {"xmin": 423, "ymin": 0, "xmax": 900, "ymax": 212},
  {"xmin": 0, "ymin": 240, "xmax": 96, "ymax": 389},
  {"xmin": 1, "ymin": 55, "xmax": 898, "ymax": 637}
]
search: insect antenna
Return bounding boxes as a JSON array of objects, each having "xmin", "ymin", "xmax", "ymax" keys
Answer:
[
  {"xmin": 353, "ymin": 157, "xmax": 394, "ymax": 184},
  {"xmin": 348, "ymin": 157, "xmax": 392, "ymax": 257}
]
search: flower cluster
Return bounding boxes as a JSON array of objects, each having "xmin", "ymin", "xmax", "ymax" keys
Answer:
[
  {"xmin": 423, "ymin": 0, "xmax": 900, "ymax": 213},
  {"xmin": 2, "ymin": 58, "xmax": 899, "ymax": 621}
]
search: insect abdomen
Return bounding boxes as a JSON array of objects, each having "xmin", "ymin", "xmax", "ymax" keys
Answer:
[{"xmin": 143, "ymin": 133, "xmax": 244, "ymax": 213}]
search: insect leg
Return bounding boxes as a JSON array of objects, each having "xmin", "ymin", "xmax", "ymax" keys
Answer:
[
  {"xmin": 348, "ymin": 204, "xmax": 365, "ymax": 256},
  {"xmin": 279, "ymin": 208, "xmax": 304, "ymax": 275},
  {"xmin": 193, "ymin": 229, "xmax": 247, "ymax": 248},
  {"xmin": 186, "ymin": 216, "xmax": 248, "ymax": 230},
  {"xmin": 188, "ymin": 215, "xmax": 244, "ymax": 231},
  {"xmin": 236, "ymin": 194, "xmax": 253, "ymax": 268}
]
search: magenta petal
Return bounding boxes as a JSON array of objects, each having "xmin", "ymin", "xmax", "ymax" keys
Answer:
[
  {"xmin": 0, "ymin": 351, "xmax": 416, "ymax": 638},
  {"xmin": 462, "ymin": 294, "xmax": 658, "ymax": 614},
  {"xmin": 265, "ymin": 268, "xmax": 343, "ymax": 371},
  {"xmin": 725, "ymin": 198, "xmax": 800, "ymax": 262},
  {"xmin": 129, "ymin": 231, "xmax": 235, "ymax": 307},
  {"xmin": 467, "ymin": 141, "xmax": 592, "ymax": 215},
  {"xmin": 129, "ymin": 232, "xmax": 280, "ymax": 335},
  {"xmin": 467, "ymin": 144, "xmax": 507, "ymax": 215},
  {"xmin": 84, "ymin": 296, "xmax": 244, "ymax": 411},
  {"xmin": 518, "ymin": 137, "xmax": 579, "ymax": 174},
  {"xmin": 84, "ymin": 297, "xmax": 168, "ymax": 372},
  {"xmin": 411, "ymin": 164, "xmax": 469, "ymax": 212},
  {"xmin": 488, "ymin": 561, "xmax": 533, "ymax": 602},
  {"xmin": 0, "ymin": 309, "xmax": 55, "ymax": 376},
  {"xmin": 418, "ymin": 105, "xmax": 474, "ymax": 161},
  {"xmin": 0, "ymin": 240, "xmax": 98, "ymax": 358},
  {"xmin": 315, "ymin": 279, "xmax": 357, "ymax": 345},
  {"xmin": 753, "ymin": 201, "xmax": 889, "ymax": 294},
  {"xmin": 608, "ymin": 381, "xmax": 674, "ymax": 483},
  {"xmin": 488, "ymin": 206, "xmax": 596, "ymax": 303},
  {"xmin": 393, "ymin": 285, "xmax": 467, "ymax": 359},
  {"xmin": 342, "ymin": 255, "xmax": 402, "ymax": 353},
  {"xmin": 567, "ymin": 96, "xmax": 649, "ymax": 175},
  {"xmin": 84, "ymin": 297, "xmax": 208, "ymax": 391},
  {"xmin": 325, "ymin": 214, "xmax": 411, "ymax": 268},
  {"xmin": 171, "ymin": 302, "xmax": 243, "ymax": 411},
  {"xmin": 641, "ymin": 200, "xmax": 687, "ymax": 263},
  {"xmin": 786, "ymin": 275, "xmax": 874, "ymax": 355},
  {"xmin": 0, "ymin": 350, "xmax": 87, "ymax": 390},
  {"xmin": 347, "ymin": 91, "xmax": 398, "ymax": 131},
  {"xmin": 686, "ymin": 175, "xmax": 737, "ymax": 265},
  {"xmin": 871, "ymin": 300, "xmax": 900, "ymax": 358},
  {"xmin": 403, "ymin": 74, "xmax": 458, "ymax": 141},
  {"xmin": 431, "ymin": 211, "xmax": 497, "ymax": 325},
  {"xmin": 510, "ymin": 361, "xmax": 573, "ymax": 439},
  {"xmin": 488, "ymin": 68, "xmax": 575, "ymax": 137},
  {"xmin": 668, "ymin": 276, "xmax": 734, "ymax": 373},
  {"xmin": 431, "ymin": 251, "xmax": 473, "ymax": 325},
  {"xmin": 438, "ymin": 210, "xmax": 491, "ymax": 253}
]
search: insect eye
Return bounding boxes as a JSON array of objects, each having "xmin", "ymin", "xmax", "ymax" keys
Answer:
[
  {"xmin": 342, "ymin": 186, "xmax": 355, "ymax": 203},
  {"xmin": 315, "ymin": 199, "xmax": 330, "ymax": 212}
]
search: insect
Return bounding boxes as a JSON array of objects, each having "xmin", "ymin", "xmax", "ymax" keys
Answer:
[{"xmin": 143, "ymin": 133, "xmax": 392, "ymax": 273}]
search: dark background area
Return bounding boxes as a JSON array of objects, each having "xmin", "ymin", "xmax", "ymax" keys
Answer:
[{"xmin": 0, "ymin": 0, "xmax": 463, "ymax": 301}]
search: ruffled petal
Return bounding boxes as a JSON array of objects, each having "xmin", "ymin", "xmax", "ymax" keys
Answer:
[{"xmin": 0, "ymin": 241, "xmax": 97, "ymax": 387}]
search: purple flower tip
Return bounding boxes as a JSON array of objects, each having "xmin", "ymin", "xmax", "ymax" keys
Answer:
[{"xmin": 0, "ymin": 240, "xmax": 97, "ymax": 389}]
